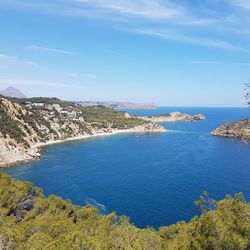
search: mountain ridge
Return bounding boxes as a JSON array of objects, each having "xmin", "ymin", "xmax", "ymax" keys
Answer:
[{"xmin": 0, "ymin": 86, "xmax": 27, "ymax": 98}]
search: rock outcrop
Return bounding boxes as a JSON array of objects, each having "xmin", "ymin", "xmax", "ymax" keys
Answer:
[
  {"xmin": 141, "ymin": 112, "xmax": 206, "ymax": 123},
  {"xmin": 211, "ymin": 118, "xmax": 250, "ymax": 140}
]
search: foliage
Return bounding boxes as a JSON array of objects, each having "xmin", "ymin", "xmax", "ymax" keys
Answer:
[
  {"xmin": 195, "ymin": 191, "xmax": 217, "ymax": 213},
  {"xmin": 10, "ymin": 97, "xmax": 75, "ymax": 107},
  {"xmin": 0, "ymin": 97, "xmax": 149, "ymax": 148},
  {"xmin": 79, "ymin": 106, "xmax": 146, "ymax": 129},
  {"xmin": 0, "ymin": 173, "xmax": 249, "ymax": 249},
  {"xmin": 246, "ymin": 83, "xmax": 250, "ymax": 106},
  {"xmin": 0, "ymin": 102, "xmax": 26, "ymax": 144}
]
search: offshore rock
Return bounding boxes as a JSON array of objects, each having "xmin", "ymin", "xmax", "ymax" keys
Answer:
[{"xmin": 211, "ymin": 118, "xmax": 250, "ymax": 140}]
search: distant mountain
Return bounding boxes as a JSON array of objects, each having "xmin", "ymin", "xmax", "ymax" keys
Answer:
[
  {"xmin": 76, "ymin": 101, "xmax": 157, "ymax": 109},
  {"xmin": 0, "ymin": 86, "xmax": 27, "ymax": 98}
]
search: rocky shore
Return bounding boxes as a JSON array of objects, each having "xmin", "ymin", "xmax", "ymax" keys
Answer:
[
  {"xmin": 141, "ymin": 112, "xmax": 205, "ymax": 123},
  {"xmin": 211, "ymin": 118, "xmax": 250, "ymax": 140}
]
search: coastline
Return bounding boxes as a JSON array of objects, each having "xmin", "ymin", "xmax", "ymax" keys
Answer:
[
  {"xmin": 1, "ymin": 127, "xmax": 168, "ymax": 169},
  {"xmin": 33, "ymin": 128, "xmax": 168, "ymax": 151}
]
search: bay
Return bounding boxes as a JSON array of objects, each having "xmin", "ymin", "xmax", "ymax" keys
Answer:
[{"xmin": 4, "ymin": 107, "xmax": 250, "ymax": 228}]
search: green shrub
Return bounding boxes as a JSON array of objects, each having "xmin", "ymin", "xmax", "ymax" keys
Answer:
[{"xmin": 0, "ymin": 173, "xmax": 249, "ymax": 250}]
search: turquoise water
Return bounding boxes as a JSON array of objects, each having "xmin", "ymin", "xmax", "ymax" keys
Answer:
[{"xmin": 3, "ymin": 107, "xmax": 250, "ymax": 228}]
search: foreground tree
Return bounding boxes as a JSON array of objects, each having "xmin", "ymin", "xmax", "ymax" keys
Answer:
[
  {"xmin": 0, "ymin": 173, "xmax": 250, "ymax": 250},
  {"xmin": 245, "ymin": 83, "xmax": 250, "ymax": 106}
]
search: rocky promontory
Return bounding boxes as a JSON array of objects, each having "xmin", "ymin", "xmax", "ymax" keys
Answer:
[
  {"xmin": 211, "ymin": 118, "xmax": 250, "ymax": 140},
  {"xmin": 141, "ymin": 112, "xmax": 205, "ymax": 123}
]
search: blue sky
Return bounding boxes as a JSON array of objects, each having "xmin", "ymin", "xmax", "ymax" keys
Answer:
[{"xmin": 0, "ymin": 0, "xmax": 250, "ymax": 106}]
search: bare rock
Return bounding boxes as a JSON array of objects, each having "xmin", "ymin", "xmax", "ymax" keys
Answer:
[
  {"xmin": 211, "ymin": 118, "xmax": 250, "ymax": 140},
  {"xmin": 193, "ymin": 114, "xmax": 206, "ymax": 120}
]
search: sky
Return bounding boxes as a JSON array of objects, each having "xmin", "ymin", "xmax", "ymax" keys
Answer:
[{"xmin": 0, "ymin": 0, "xmax": 250, "ymax": 106}]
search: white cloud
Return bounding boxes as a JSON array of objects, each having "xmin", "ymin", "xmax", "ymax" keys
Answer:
[
  {"xmin": 131, "ymin": 29, "xmax": 249, "ymax": 52},
  {"xmin": 0, "ymin": 53, "xmax": 39, "ymax": 67},
  {"xmin": 191, "ymin": 60, "xmax": 250, "ymax": 66},
  {"xmin": 191, "ymin": 61, "xmax": 223, "ymax": 64},
  {"xmin": 27, "ymin": 45, "xmax": 77, "ymax": 55},
  {"xmin": 1, "ymin": 0, "xmax": 249, "ymax": 53},
  {"xmin": 0, "ymin": 78, "xmax": 86, "ymax": 89},
  {"xmin": 0, "ymin": 0, "xmax": 217, "ymax": 26},
  {"xmin": 72, "ymin": 0, "xmax": 182, "ymax": 20},
  {"xmin": 230, "ymin": 0, "xmax": 250, "ymax": 10}
]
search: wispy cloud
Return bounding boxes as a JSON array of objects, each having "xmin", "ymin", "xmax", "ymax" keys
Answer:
[
  {"xmin": 131, "ymin": 29, "xmax": 249, "ymax": 52},
  {"xmin": 0, "ymin": 78, "xmax": 86, "ymax": 89},
  {"xmin": 73, "ymin": 0, "xmax": 182, "ymax": 20},
  {"xmin": 0, "ymin": 52, "xmax": 96, "ymax": 84},
  {"xmin": 0, "ymin": 53, "xmax": 39, "ymax": 67},
  {"xmin": 85, "ymin": 73, "xmax": 97, "ymax": 79},
  {"xmin": 230, "ymin": 0, "xmax": 250, "ymax": 10},
  {"xmin": 27, "ymin": 45, "xmax": 77, "ymax": 55},
  {"xmin": 1, "ymin": 0, "xmax": 250, "ymax": 53},
  {"xmin": 191, "ymin": 60, "xmax": 250, "ymax": 66},
  {"xmin": 0, "ymin": 0, "xmax": 218, "ymax": 26}
]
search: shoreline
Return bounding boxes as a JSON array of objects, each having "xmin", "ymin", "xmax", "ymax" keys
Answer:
[
  {"xmin": 1, "ymin": 128, "xmax": 168, "ymax": 169},
  {"xmin": 34, "ymin": 129, "xmax": 164, "ymax": 148}
]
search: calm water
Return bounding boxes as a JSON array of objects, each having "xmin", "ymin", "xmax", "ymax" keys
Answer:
[{"xmin": 3, "ymin": 107, "xmax": 250, "ymax": 228}]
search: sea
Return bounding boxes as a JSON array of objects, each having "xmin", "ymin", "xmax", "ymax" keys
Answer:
[{"xmin": 3, "ymin": 107, "xmax": 250, "ymax": 229}]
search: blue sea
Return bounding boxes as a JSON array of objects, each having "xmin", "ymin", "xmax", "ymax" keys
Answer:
[{"xmin": 3, "ymin": 107, "xmax": 250, "ymax": 228}]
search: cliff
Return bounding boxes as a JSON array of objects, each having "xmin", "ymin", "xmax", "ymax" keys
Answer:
[
  {"xmin": 0, "ymin": 97, "xmax": 165, "ymax": 167},
  {"xmin": 211, "ymin": 118, "xmax": 250, "ymax": 140},
  {"xmin": 141, "ymin": 112, "xmax": 206, "ymax": 123}
]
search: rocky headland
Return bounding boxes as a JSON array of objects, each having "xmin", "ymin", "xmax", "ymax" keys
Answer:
[
  {"xmin": 0, "ymin": 97, "xmax": 165, "ymax": 168},
  {"xmin": 141, "ymin": 112, "xmax": 206, "ymax": 123},
  {"xmin": 211, "ymin": 118, "xmax": 250, "ymax": 140}
]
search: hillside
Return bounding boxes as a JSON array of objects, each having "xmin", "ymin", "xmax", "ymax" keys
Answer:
[
  {"xmin": 0, "ymin": 97, "xmax": 164, "ymax": 167},
  {"xmin": 211, "ymin": 118, "xmax": 250, "ymax": 140},
  {"xmin": 0, "ymin": 173, "xmax": 249, "ymax": 249}
]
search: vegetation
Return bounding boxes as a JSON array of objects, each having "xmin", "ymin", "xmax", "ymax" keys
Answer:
[
  {"xmin": 246, "ymin": 84, "xmax": 249, "ymax": 105},
  {"xmin": 11, "ymin": 97, "xmax": 75, "ymax": 108},
  {"xmin": 0, "ymin": 97, "xmax": 149, "ymax": 149},
  {"xmin": 79, "ymin": 106, "xmax": 146, "ymax": 129},
  {"xmin": 154, "ymin": 113, "xmax": 171, "ymax": 118},
  {"xmin": 0, "ymin": 101, "xmax": 26, "ymax": 144},
  {"xmin": 0, "ymin": 173, "xmax": 249, "ymax": 249}
]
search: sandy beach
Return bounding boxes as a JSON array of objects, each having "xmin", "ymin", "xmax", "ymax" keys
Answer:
[{"xmin": 1, "ymin": 127, "xmax": 168, "ymax": 168}]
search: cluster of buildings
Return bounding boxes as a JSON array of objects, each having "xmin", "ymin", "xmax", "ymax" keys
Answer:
[{"xmin": 25, "ymin": 102, "xmax": 78, "ymax": 120}]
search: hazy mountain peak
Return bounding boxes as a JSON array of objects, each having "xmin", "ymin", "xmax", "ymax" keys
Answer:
[{"xmin": 0, "ymin": 86, "xmax": 27, "ymax": 98}]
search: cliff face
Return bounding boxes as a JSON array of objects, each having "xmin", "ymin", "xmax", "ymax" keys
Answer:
[
  {"xmin": 211, "ymin": 118, "xmax": 250, "ymax": 140},
  {"xmin": 0, "ymin": 97, "xmax": 165, "ymax": 167},
  {"xmin": 141, "ymin": 112, "xmax": 206, "ymax": 123}
]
